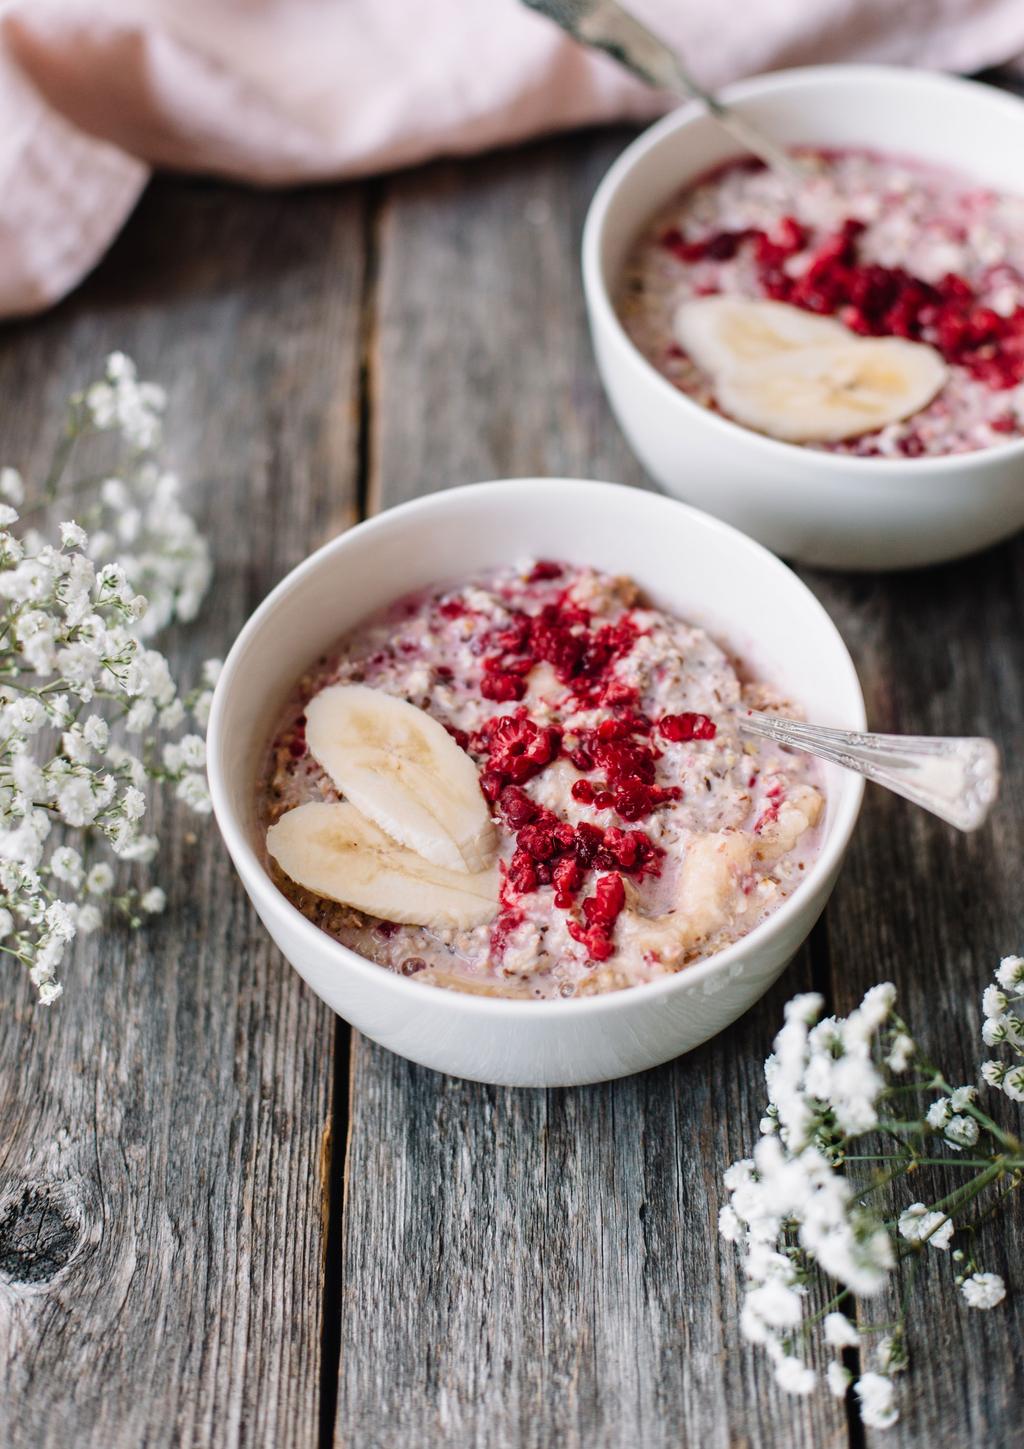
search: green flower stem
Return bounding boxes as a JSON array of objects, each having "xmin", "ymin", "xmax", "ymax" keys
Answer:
[{"xmin": 843, "ymin": 1154, "xmax": 1024, "ymax": 1170}]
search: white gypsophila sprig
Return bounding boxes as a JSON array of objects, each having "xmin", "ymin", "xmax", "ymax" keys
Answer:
[
  {"xmin": 720, "ymin": 968, "xmax": 1023, "ymax": 1432},
  {"xmin": 40, "ymin": 353, "xmax": 212, "ymax": 638},
  {"xmin": 0, "ymin": 356, "xmax": 217, "ymax": 1002},
  {"xmin": 980, "ymin": 956, "xmax": 1024, "ymax": 1102}
]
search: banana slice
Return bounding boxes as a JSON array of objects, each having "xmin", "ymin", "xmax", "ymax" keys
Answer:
[
  {"xmin": 267, "ymin": 801, "xmax": 499, "ymax": 930},
  {"xmin": 674, "ymin": 297, "xmax": 851, "ymax": 375},
  {"xmin": 715, "ymin": 338, "xmax": 947, "ymax": 443},
  {"xmin": 304, "ymin": 684, "xmax": 496, "ymax": 874}
]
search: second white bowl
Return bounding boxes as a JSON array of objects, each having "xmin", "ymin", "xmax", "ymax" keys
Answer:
[
  {"xmin": 208, "ymin": 480, "xmax": 864, "ymax": 1085},
  {"xmin": 583, "ymin": 65, "xmax": 1024, "ymax": 571}
]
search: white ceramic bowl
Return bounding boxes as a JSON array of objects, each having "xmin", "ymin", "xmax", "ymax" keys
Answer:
[
  {"xmin": 583, "ymin": 65, "xmax": 1024, "ymax": 571},
  {"xmin": 208, "ymin": 480, "xmax": 865, "ymax": 1086}
]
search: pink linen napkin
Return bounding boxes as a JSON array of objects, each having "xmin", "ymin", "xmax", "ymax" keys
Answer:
[{"xmin": 3, "ymin": 0, "xmax": 1024, "ymax": 317}]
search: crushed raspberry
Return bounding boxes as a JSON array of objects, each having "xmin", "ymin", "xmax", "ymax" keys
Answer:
[
  {"xmin": 504, "ymin": 850, "xmax": 538, "ymax": 897},
  {"xmin": 567, "ymin": 923, "xmax": 615, "ymax": 961},
  {"xmin": 527, "ymin": 560, "xmax": 564, "ymax": 582},
  {"xmin": 490, "ymin": 908, "xmax": 524, "ymax": 957},
  {"xmin": 474, "ymin": 712, "xmax": 562, "ymax": 789},
  {"xmin": 444, "ymin": 722, "xmax": 470, "ymax": 751},
  {"xmin": 754, "ymin": 801, "xmax": 781, "ymax": 834},
  {"xmin": 583, "ymin": 872, "xmax": 625, "ymax": 926},
  {"xmin": 571, "ymin": 779, "xmax": 596, "ymax": 804},
  {"xmin": 517, "ymin": 820, "xmax": 559, "ymax": 861},
  {"xmin": 480, "ymin": 671, "xmax": 527, "ymax": 703},
  {"xmin": 552, "ymin": 856, "xmax": 582, "ymax": 908},
  {"xmin": 498, "ymin": 785, "xmax": 539, "ymax": 830},
  {"xmin": 659, "ymin": 711, "xmax": 717, "ymax": 743},
  {"xmin": 601, "ymin": 826, "xmax": 660, "ymax": 876},
  {"xmin": 568, "ymin": 872, "xmax": 626, "ymax": 962},
  {"xmin": 661, "ymin": 226, "xmax": 753, "ymax": 262},
  {"xmin": 437, "ymin": 598, "xmax": 467, "ymax": 619}
]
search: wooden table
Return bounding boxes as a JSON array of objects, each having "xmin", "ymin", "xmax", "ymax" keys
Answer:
[{"xmin": 1, "ymin": 94, "xmax": 1022, "ymax": 1449}]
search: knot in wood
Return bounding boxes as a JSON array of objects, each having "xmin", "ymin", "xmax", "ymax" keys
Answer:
[{"xmin": 0, "ymin": 1185, "xmax": 81, "ymax": 1285}]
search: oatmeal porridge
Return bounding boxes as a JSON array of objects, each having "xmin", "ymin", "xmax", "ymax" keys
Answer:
[
  {"xmin": 617, "ymin": 149, "xmax": 1024, "ymax": 457},
  {"xmin": 261, "ymin": 561, "xmax": 825, "ymax": 1000}
]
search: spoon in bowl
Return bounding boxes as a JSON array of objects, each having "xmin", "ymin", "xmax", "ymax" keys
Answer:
[
  {"xmin": 522, "ymin": 0, "xmax": 808, "ymax": 184},
  {"xmin": 740, "ymin": 713, "xmax": 1000, "ymax": 832}
]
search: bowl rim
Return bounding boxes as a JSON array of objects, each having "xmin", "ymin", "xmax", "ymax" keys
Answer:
[
  {"xmin": 208, "ymin": 478, "xmax": 866, "ymax": 1019},
  {"xmin": 582, "ymin": 62, "xmax": 1024, "ymax": 478}
]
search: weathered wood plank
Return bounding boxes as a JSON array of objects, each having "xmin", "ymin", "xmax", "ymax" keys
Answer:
[
  {"xmin": 339, "ymin": 130, "xmax": 848, "ymax": 1449},
  {"xmin": 0, "ymin": 176, "xmax": 366, "ymax": 1448},
  {"xmin": 809, "ymin": 542, "xmax": 1024, "ymax": 1445}
]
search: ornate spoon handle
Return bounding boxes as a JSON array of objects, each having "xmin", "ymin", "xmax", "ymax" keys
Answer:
[
  {"xmin": 740, "ymin": 712, "xmax": 1000, "ymax": 832},
  {"xmin": 522, "ymin": 0, "xmax": 806, "ymax": 183}
]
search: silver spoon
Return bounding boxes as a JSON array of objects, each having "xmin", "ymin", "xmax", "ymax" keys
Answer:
[
  {"xmin": 740, "ymin": 713, "xmax": 1000, "ymax": 832},
  {"xmin": 522, "ymin": 0, "xmax": 807, "ymax": 183}
]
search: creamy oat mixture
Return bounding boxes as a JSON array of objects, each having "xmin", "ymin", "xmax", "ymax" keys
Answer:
[
  {"xmin": 262, "ymin": 562, "xmax": 824, "ymax": 999},
  {"xmin": 618, "ymin": 149, "xmax": 1024, "ymax": 456}
]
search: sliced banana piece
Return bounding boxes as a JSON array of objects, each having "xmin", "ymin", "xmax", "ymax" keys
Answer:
[
  {"xmin": 267, "ymin": 801, "xmax": 499, "ymax": 930},
  {"xmin": 716, "ymin": 338, "xmax": 947, "ymax": 443},
  {"xmin": 674, "ymin": 297, "xmax": 851, "ymax": 375},
  {"xmin": 304, "ymin": 684, "xmax": 496, "ymax": 874}
]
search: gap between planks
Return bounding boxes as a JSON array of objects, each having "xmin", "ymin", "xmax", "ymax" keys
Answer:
[{"xmin": 320, "ymin": 177, "xmax": 384, "ymax": 1449}]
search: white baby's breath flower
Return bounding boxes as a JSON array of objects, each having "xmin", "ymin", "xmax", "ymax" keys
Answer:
[
  {"xmin": 960, "ymin": 1272, "xmax": 1006, "ymax": 1310},
  {"xmin": 140, "ymin": 887, "xmax": 166, "ymax": 914},
  {"xmin": 1002, "ymin": 1066, "xmax": 1024, "ymax": 1102},
  {"xmin": 854, "ymin": 1373, "xmax": 899, "ymax": 1429},
  {"xmin": 944, "ymin": 1115, "xmax": 980, "ymax": 1151},
  {"xmin": 56, "ymin": 777, "xmax": 98, "ymax": 828},
  {"xmin": 898, "ymin": 1203, "xmax": 953, "ymax": 1250},
  {"xmin": 59, "ymin": 521, "xmax": 88, "ymax": 551},
  {"xmin": 0, "ymin": 467, "xmax": 25, "ymax": 505},
  {"xmin": 949, "ymin": 1085, "xmax": 977, "ymax": 1110},
  {"xmin": 982, "ymin": 985, "xmax": 1008, "ymax": 1019},
  {"xmin": 48, "ymin": 847, "xmax": 83, "ymax": 888},
  {"xmin": 76, "ymin": 904, "xmax": 103, "ymax": 934},
  {"xmin": 995, "ymin": 955, "xmax": 1024, "ymax": 990},
  {"xmin": 823, "ymin": 1312, "xmax": 859, "ymax": 1348},
  {"xmin": 926, "ymin": 1098, "xmax": 951, "ymax": 1129},
  {"xmin": 718, "ymin": 1204, "xmax": 742, "ymax": 1242},
  {"xmin": 885, "ymin": 1033, "xmax": 914, "ymax": 1072},
  {"xmin": 875, "ymin": 1334, "xmax": 908, "ymax": 1374},
  {"xmin": 826, "ymin": 1361, "xmax": 852, "ymax": 1398},
  {"xmin": 85, "ymin": 863, "xmax": 115, "ymax": 896},
  {"xmin": 176, "ymin": 773, "xmax": 211, "ymax": 813},
  {"xmin": 121, "ymin": 786, "xmax": 146, "ymax": 821},
  {"xmin": 773, "ymin": 1356, "xmax": 816, "ymax": 1396}
]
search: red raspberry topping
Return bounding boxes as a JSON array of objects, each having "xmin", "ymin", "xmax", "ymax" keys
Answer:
[
  {"xmin": 474, "ymin": 712, "xmax": 562, "ymax": 789},
  {"xmin": 671, "ymin": 204, "xmax": 1024, "ymax": 393},
  {"xmin": 659, "ymin": 712, "xmax": 717, "ymax": 743},
  {"xmin": 568, "ymin": 872, "xmax": 627, "ymax": 961},
  {"xmin": 526, "ymin": 560, "xmax": 564, "ymax": 582}
]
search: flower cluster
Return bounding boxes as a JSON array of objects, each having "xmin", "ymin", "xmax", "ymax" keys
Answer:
[
  {"xmin": 721, "ymin": 968, "xmax": 1021, "ymax": 1430},
  {"xmin": 0, "ymin": 355, "xmax": 216, "ymax": 1003},
  {"xmin": 980, "ymin": 955, "xmax": 1024, "ymax": 1102}
]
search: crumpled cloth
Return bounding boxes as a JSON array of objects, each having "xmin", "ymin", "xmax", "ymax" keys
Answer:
[{"xmin": 3, "ymin": 0, "xmax": 1024, "ymax": 317}]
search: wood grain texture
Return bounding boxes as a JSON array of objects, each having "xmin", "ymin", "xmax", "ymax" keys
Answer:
[
  {"xmin": 0, "ymin": 177, "xmax": 366, "ymax": 1448},
  {"xmin": 808, "ymin": 546, "xmax": 1024, "ymax": 1445},
  {"xmin": 338, "ymin": 132, "xmax": 848, "ymax": 1449}
]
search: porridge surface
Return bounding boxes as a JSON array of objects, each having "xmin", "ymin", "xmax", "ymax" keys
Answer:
[
  {"xmin": 617, "ymin": 149, "xmax": 1024, "ymax": 457},
  {"xmin": 262, "ymin": 562, "xmax": 825, "ymax": 999}
]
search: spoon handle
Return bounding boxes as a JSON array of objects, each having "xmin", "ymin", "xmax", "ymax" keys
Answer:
[
  {"xmin": 522, "ymin": 0, "xmax": 805, "ymax": 182},
  {"xmin": 740, "ymin": 712, "xmax": 1000, "ymax": 832}
]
